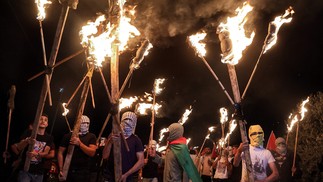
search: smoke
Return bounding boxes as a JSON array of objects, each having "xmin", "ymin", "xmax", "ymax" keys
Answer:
[{"xmin": 131, "ymin": 0, "xmax": 323, "ymax": 46}]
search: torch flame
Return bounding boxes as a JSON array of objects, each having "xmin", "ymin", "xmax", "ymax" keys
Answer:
[
  {"xmin": 62, "ymin": 103, "xmax": 69, "ymax": 116},
  {"xmin": 218, "ymin": 2, "xmax": 255, "ymax": 65},
  {"xmin": 158, "ymin": 128, "xmax": 169, "ymax": 142},
  {"xmin": 263, "ymin": 7, "xmax": 294, "ymax": 54},
  {"xmin": 35, "ymin": 0, "xmax": 52, "ymax": 21},
  {"xmin": 153, "ymin": 78, "xmax": 166, "ymax": 95},
  {"xmin": 136, "ymin": 103, "xmax": 162, "ymax": 115},
  {"xmin": 119, "ymin": 96, "xmax": 138, "ymax": 111},
  {"xmin": 220, "ymin": 107, "xmax": 228, "ymax": 124},
  {"xmin": 188, "ymin": 32, "xmax": 207, "ymax": 57},
  {"xmin": 224, "ymin": 119, "xmax": 237, "ymax": 142},
  {"xmin": 79, "ymin": 2, "xmax": 140, "ymax": 67},
  {"xmin": 178, "ymin": 106, "xmax": 193, "ymax": 125},
  {"xmin": 208, "ymin": 126, "xmax": 216, "ymax": 132},
  {"xmin": 287, "ymin": 97, "xmax": 309, "ymax": 132}
]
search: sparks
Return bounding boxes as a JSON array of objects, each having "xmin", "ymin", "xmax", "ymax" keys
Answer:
[
  {"xmin": 263, "ymin": 7, "xmax": 294, "ymax": 53},
  {"xmin": 188, "ymin": 32, "xmax": 207, "ymax": 58},
  {"xmin": 35, "ymin": 0, "xmax": 52, "ymax": 21},
  {"xmin": 217, "ymin": 1, "xmax": 255, "ymax": 65}
]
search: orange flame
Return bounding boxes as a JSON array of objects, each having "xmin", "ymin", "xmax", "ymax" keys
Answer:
[
  {"xmin": 153, "ymin": 78, "xmax": 165, "ymax": 95},
  {"xmin": 188, "ymin": 32, "xmax": 207, "ymax": 57},
  {"xmin": 218, "ymin": 2, "xmax": 255, "ymax": 65},
  {"xmin": 35, "ymin": 0, "xmax": 52, "ymax": 21},
  {"xmin": 219, "ymin": 107, "xmax": 228, "ymax": 124},
  {"xmin": 158, "ymin": 127, "xmax": 169, "ymax": 142},
  {"xmin": 79, "ymin": 2, "xmax": 140, "ymax": 67},
  {"xmin": 62, "ymin": 102, "xmax": 69, "ymax": 116},
  {"xmin": 287, "ymin": 97, "xmax": 309, "ymax": 132},
  {"xmin": 119, "ymin": 96, "xmax": 138, "ymax": 111},
  {"xmin": 263, "ymin": 7, "xmax": 294, "ymax": 53},
  {"xmin": 178, "ymin": 106, "xmax": 193, "ymax": 125}
]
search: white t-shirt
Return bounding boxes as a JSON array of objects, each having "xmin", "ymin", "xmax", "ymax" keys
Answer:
[{"xmin": 240, "ymin": 145, "xmax": 275, "ymax": 182}]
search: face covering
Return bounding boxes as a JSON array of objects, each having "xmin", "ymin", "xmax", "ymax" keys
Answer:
[
  {"xmin": 79, "ymin": 115, "xmax": 90, "ymax": 135},
  {"xmin": 121, "ymin": 119, "xmax": 135, "ymax": 138},
  {"xmin": 248, "ymin": 125, "xmax": 265, "ymax": 147}
]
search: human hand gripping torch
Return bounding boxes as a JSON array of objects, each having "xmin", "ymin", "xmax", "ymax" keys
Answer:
[
  {"xmin": 286, "ymin": 97, "xmax": 309, "ymax": 176},
  {"xmin": 3, "ymin": 85, "xmax": 16, "ymax": 164},
  {"xmin": 217, "ymin": 2, "xmax": 255, "ymax": 181},
  {"xmin": 197, "ymin": 127, "xmax": 216, "ymax": 159}
]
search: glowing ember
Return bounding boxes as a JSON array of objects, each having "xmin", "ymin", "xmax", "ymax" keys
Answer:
[
  {"xmin": 178, "ymin": 106, "xmax": 193, "ymax": 125},
  {"xmin": 263, "ymin": 7, "xmax": 294, "ymax": 54},
  {"xmin": 188, "ymin": 32, "xmax": 207, "ymax": 57},
  {"xmin": 217, "ymin": 2, "xmax": 255, "ymax": 65},
  {"xmin": 153, "ymin": 78, "xmax": 165, "ymax": 95},
  {"xmin": 219, "ymin": 107, "xmax": 228, "ymax": 124},
  {"xmin": 119, "ymin": 96, "xmax": 138, "ymax": 111},
  {"xmin": 62, "ymin": 103, "xmax": 69, "ymax": 116},
  {"xmin": 35, "ymin": 0, "xmax": 52, "ymax": 21},
  {"xmin": 287, "ymin": 97, "xmax": 310, "ymax": 132}
]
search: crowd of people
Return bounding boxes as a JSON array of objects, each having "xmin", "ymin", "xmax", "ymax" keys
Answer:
[{"xmin": 3, "ymin": 112, "xmax": 302, "ymax": 182}]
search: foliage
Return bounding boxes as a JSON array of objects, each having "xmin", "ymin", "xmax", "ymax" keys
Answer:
[{"xmin": 285, "ymin": 92, "xmax": 323, "ymax": 181}]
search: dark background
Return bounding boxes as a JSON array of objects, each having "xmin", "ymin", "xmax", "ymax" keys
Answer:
[{"xmin": 1, "ymin": 0, "xmax": 322, "ymax": 172}]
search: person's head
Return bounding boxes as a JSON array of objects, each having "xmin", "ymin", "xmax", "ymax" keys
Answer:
[
  {"xmin": 167, "ymin": 123, "xmax": 184, "ymax": 142},
  {"xmin": 39, "ymin": 113, "xmax": 49, "ymax": 129},
  {"xmin": 79, "ymin": 115, "xmax": 90, "ymax": 135},
  {"xmin": 219, "ymin": 148, "xmax": 228, "ymax": 162},
  {"xmin": 121, "ymin": 111, "xmax": 137, "ymax": 138},
  {"xmin": 248, "ymin": 125, "xmax": 265, "ymax": 147},
  {"xmin": 275, "ymin": 137, "xmax": 287, "ymax": 155},
  {"xmin": 148, "ymin": 140, "xmax": 157, "ymax": 155},
  {"xmin": 202, "ymin": 147, "xmax": 212, "ymax": 155}
]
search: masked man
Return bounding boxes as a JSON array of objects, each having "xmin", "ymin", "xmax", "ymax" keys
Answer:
[
  {"xmin": 270, "ymin": 137, "xmax": 302, "ymax": 182},
  {"xmin": 233, "ymin": 125, "xmax": 279, "ymax": 182},
  {"xmin": 153, "ymin": 123, "xmax": 202, "ymax": 182},
  {"xmin": 58, "ymin": 115, "xmax": 97, "ymax": 182},
  {"xmin": 102, "ymin": 111, "xmax": 144, "ymax": 182}
]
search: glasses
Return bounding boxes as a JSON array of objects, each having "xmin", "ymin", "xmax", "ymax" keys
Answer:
[{"xmin": 250, "ymin": 132, "xmax": 263, "ymax": 136}]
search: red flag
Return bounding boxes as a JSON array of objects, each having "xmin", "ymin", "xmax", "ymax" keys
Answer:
[{"xmin": 266, "ymin": 130, "xmax": 276, "ymax": 151}]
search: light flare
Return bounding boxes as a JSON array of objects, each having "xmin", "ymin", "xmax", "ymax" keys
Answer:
[
  {"xmin": 263, "ymin": 7, "xmax": 294, "ymax": 53},
  {"xmin": 188, "ymin": 32, "xmax": 207, "ymax": 57},
  {"xmin": 35, "ymin": 0, "xmax": 52, "ymax": 21},
  {"xmin": 218, "ymin": 2, "xmax": 255, "ymax": 65}
]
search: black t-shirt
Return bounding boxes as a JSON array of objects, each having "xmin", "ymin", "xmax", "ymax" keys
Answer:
[
  {"xmin": 142, "ymin": 151, "xmax": 160, "ymax": 178},
  {"xmin": 19, "ymin": 130, "xmax": 54, "ymax": 174},
  {"xmin": 60, "ymin": 132, "xmax": 97, "ymax": 170},
  {"xmin": 103, "ymin": 134, "xmax": 144, "ymax": 182}
]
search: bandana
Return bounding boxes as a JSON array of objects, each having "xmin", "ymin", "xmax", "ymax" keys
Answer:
[
  {"xmin": 248, "ymin": 125, "xmax": 265, "ymax": 147},
  {"xmin": 79, "ymin": 115, "xmax": 90, "ymax": 135},
  {"xmin": 121, "ymin": 111, "xmax": 137, "ymax": 138}
]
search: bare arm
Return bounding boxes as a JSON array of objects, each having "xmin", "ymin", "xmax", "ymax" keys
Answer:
[
  {"xmin": 233, "ymin": 142, "xmax": 248, "ymax": 167},
  {"xmin": 69, "ymin": 136, "xmax": 96, "ymax": 157},
  {"xmin": 258, "ymin": 162, "xmax": 279, "ymax": 182},
  {"xmin": 119, "ymin": 151, "xmax": 145, "ymax": 182},
  {"xmin": 57, "ymin": 146, "xmax": 66, "ymax": 173},
  {"xmin": 102, "ymin": 137, "xmax": 113, "ymax": 159}
]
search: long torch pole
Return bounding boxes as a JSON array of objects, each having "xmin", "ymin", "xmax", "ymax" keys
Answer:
[
  {"xmin": 60, "ymin": 66, "xmax": 93, "ymax": 181},
  {"xmin": 227, "ymin": 64, "xmax": 254, "ymax": 182},
  {"xmin": 292, "ymin": 122, "xmax": 299, "ymax": 176},
  {"xmin": 24, "ymin": 5, "xmax": 70, "ymax": 171}
]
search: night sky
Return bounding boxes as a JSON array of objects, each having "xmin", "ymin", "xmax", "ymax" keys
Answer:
[{"xmin": 1, "ymin": 0, "xmax": 323, "ymax": 162}]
